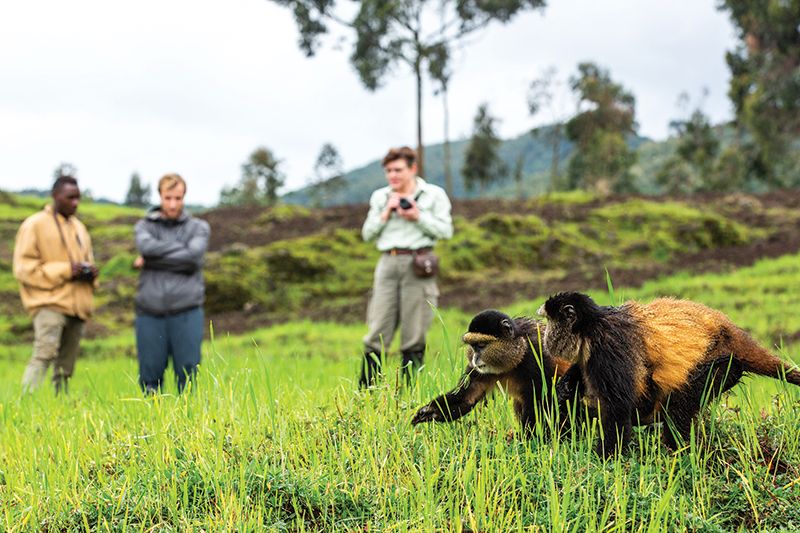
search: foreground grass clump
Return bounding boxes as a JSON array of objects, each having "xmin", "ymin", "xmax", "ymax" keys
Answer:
[
  {"xmin": 0, "ymin": 332, "xmax": 798, "ymax": 531},
  {"xmin": 2, "ymin": 256, "xmax": 800, "ymax": 531}
]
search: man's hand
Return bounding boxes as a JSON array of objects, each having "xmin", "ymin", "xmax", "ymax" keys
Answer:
[
  {"xmin": 71, "ymin": 262, "xmax": 100, "ymax": 281},
  {"xmin": 380, "ymin": 194, "xmax": 402, "ymax": 222},
  {"xmin": 133, "ymin": 255, "xmax": 145, "ymax": 269},
  {"xmin": 397, "ymin": 198, "xmax": 419, "ymax": 222}
]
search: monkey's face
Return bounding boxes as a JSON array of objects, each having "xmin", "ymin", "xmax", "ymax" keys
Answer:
[
  {"xmin": 538, "ymin": 298, "xmax": 586, "ymax": 363},
  {"xmin": 462, "ymin": 310, "xmax": 525, "ymax": 374},
  {"xmin": 462, "ymin": 332, "xmax": 525, "ymax": 374}
]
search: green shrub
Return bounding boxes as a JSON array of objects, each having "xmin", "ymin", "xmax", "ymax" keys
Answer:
[
  {"xmin": 589, "ymin": 200, "xmax": 752, "ymax": 260},
  {"xmin": 257, "ymin": 203, "xmax": 313, "ymax": 224},
  {"xmin": 204, "ymin": 274, "xmax": 254, "ymax": 313}
]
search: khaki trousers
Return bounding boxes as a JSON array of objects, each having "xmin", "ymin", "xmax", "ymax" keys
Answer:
[
  {"xmin": 21, "ymin": 308, "xmax": 84, "ymax": 392},
  {"xmin": 363, "ymin": 254, "xmax": 439, "ymax": 354}
]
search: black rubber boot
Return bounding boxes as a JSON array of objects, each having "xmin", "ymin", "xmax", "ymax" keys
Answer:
[
  {"xmin": 359, "ymin": 350, "xmax": 383, "ymax": 388},
  {"xmin": 53, "ymin": 376, "xmax": 69, "ymax": 395},
  {"xmin": 401, "ymin": 350, "xmax": 425, "ymax": 386}
]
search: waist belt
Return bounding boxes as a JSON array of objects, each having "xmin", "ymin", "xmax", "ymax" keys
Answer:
[
  {"xmin": 137, "ymin": 304, "xmax": 201, "ymax": 318},
  {"xmin": 383, "ymin": 247, "xmax": 432, "ymax": 256}
]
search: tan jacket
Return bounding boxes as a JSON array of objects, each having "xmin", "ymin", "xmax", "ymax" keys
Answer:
[{"xmin": 13, "ymin": 204, "xmax": 95, "ymax": 319}]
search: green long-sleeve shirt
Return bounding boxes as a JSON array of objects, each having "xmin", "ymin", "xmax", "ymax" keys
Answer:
[{"xmin": 361, "ymin": 177, "xmax": 453, "ymax": 251}]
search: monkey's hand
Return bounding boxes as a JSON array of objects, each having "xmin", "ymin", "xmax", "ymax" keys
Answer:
[
  {"xmin": 413, "ymin": 369, "xmax": 491, "ymax": 425},
  {"xmin": 556, "ymin": 379, "xmax": 576, "ymax": 402},
  {"xmin": 556, "ymin": 364, "xmax": 584, "ymax": 403},
  {"xmin": 411, "ymin": 402, "xmax": 449, "ymax": 424}
]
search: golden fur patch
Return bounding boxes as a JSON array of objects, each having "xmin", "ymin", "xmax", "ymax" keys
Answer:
[
  {"xmin": 462, "ymin": 332, "xmax": 498, "ymax": 345},
  {"xmin": 501, "ymin": 376, "xmax": 525, "ymax": 401},
  {"xmin": 629, "ymin": 298, "xmax": 727, "ymax": 394},
  {"xmin": 578, "ymin": 337, "xmax": 592, "ymax": 363}
]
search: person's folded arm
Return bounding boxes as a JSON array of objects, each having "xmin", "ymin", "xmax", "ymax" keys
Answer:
[
  {"xmin": 141, "ymin": 257, "xmax": 197, "ymax": 274},
  {"xmin": 137, "ymin": 221, "xmax": 210, "ymax": 271},
  {"xmin": 135, "ymin": 220, "xmax": 185, "ymax": 257}
]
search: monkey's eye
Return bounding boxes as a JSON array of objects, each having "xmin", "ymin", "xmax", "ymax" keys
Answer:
[{"xmin": 472, "ymin": 342, "xmax": 487, "ymax": 350}]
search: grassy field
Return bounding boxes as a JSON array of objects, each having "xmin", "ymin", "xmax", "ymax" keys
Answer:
[{"xmin": 2, "ymin": 254, "xmax": 800, "ymax": 531}]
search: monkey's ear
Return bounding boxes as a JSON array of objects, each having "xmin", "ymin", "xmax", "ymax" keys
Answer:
[
  {"xmin": 561, "ymin": 304, "xmax": 576, "ymax": 322},
  {"xmin": 500, "ymin": 318, "xmax": 514, "ymax": 338}
]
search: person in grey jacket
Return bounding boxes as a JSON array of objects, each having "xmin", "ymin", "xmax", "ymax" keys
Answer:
[{"xmin": 133, "ymin": 173, "xmax": 210, "ymax": 394}]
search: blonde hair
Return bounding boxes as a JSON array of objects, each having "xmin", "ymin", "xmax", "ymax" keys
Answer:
[{"xmin": 158, "ymin": 173, "xmax": 186, "ymax": 194}]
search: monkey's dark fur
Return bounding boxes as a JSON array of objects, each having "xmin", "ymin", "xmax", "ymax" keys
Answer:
[
  {"xmin": 541, "ymin": 291, "xmax": 800, "ymax": 456},
  {"xmin": 412, "ymin": 309, "xmax": 571, "ymax": 435}
]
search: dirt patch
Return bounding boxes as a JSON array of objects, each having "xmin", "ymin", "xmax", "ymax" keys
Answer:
[
  {"xmin": 201, "ymin": 204, "xmax": 367, "ymax": 251},
  {"xmin": 201, "ymin": 189, "xmax": 800, "ymax": 252},
  {"xmin": 201, "ymin": 197, "xmax": 613, "ymax": 251}
]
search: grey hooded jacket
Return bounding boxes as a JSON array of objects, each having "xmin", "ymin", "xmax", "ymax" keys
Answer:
[{"xmin": 134, "ymin": 207, "xmax": 210, "ymax": 315}]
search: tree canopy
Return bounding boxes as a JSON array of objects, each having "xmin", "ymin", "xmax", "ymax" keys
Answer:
[
  {"xmin": 220, "ymin": 147, "xmax": 285, "ymax": 206},
  {"xmin": 271, "ymin": 0, "xmax": 546, "ymax": 177},
  {"xmin": 124, "ymin": 172, "xmax": 151, "ymax": 207},
  {"xmin": 308, "ymin": 143, "xmax": 346, "ymax": 207},
  {"xmin": 528, "ymin": 66, "xmax": 571, "ymax": 191},
  {"xmin": 565, "ymin": 62, "xmax": 637, "ymax": 193},
  {"xmin": 463, "ymin": 103, "xmax": 507, "ymax": 193},
  {"xmin": 53, "ymin": 163, "xmax": 78, "ymax": 180},
  {"xmin": 720, "ymin": 0, "xmax": 800, "ymax": 185}
]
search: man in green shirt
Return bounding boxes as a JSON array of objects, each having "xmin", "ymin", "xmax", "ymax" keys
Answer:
[{"xmin": 359, "ymin": 146, "xmax": 453, "ymax": 387}]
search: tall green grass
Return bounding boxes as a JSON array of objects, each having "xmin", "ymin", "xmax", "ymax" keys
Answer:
[{"xmin": 1, "ymin": 255, "xmax": 800, "ymax": 531}]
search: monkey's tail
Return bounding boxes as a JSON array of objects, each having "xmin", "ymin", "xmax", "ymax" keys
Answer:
[{"xmin": 732, "ymin": 328, "xmax": 800, "ymax": 386}]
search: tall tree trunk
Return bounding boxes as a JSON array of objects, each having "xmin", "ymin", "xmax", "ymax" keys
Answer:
[
  {"xmin": 550, "ymin": 123, "xmax": 562, "ymax": 192},
  {"xmin": 443, "ymin": 83, "xmax": 452, "ymax": 196},
  {"xmin": 514, "ymin": 152, "xmax": 525, "ymax": 199},
  {"xmin": 415, "ymin": 55, "xmax": 425, "ymax": 178}
]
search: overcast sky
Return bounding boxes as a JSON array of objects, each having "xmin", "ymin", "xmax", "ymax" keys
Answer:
[{"xmin": 0, "ymin": 0, "xmax": 737, "ymax": 205}]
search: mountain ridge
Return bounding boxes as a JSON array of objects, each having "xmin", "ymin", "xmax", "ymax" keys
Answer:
[{"xmin": 283, "ymin": 126, "xmax": 661, "ymax": 206}]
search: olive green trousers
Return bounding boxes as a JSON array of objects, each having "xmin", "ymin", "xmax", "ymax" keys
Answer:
[
  {"xmin": 21, "ymin": 308, "xmax": 84, "ymax": 393},
  {"xmin": 362, "ymin": 253, "xmax": 439, "ymax": 355}
]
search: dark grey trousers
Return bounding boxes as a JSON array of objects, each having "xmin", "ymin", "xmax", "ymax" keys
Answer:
[{"xmin": 135, "ymin": 306, "xmax": 203, "ymax": 393}]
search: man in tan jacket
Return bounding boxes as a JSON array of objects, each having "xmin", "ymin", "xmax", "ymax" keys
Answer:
[{"xmin": 13, "ymin": 175, "xmax": 98, "ymax": 393}]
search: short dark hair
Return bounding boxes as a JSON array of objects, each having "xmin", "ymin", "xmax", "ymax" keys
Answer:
[
  {"xmin": 382, "ymin": 146, "xmax": 417, "ymax": 168},
  {"xmin": 52, "ymin": 175, "xmax": 78, "ymax": 194}
]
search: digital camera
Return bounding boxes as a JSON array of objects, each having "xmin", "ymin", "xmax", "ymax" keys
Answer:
[{"xmin": 75, "ymin": 262, "xmax": 96, "ymax": 282}]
